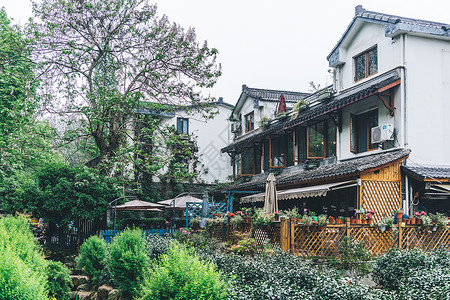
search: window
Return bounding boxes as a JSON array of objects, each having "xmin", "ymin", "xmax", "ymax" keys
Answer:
[
  {"xmin": 234, "ymin": 154, "xmax": 241, "ymax": 178},
  {"xmin": 244, "ymin": 112, "xmax": 254, "ymax": 133},
  {"xmin": 354, "ymin": 47, "xmax": 377, "ymax": 82},
  {"xmin": 177, "ymin": 118, "xmax": 189, "ymax": 135},
  {"xmin": 235, "ymin": 148, "xmax": 262, "ymax": 177},
  {"xmin": 270, "ymin": 135, "xmax": 287, "ymax": 167},
  {"xmin": 308, "ymin": 122, "xmax": 325, "ymax": 158},
  {"xmin": 350, "ymin": 109, "xmax": 378, "ymax": 153},
  {"xmin": 296, "ymin": 121, "xmax": 336, "ymax": 161}
]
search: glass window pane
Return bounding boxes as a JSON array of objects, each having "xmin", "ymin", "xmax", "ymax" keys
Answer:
[
  {"xmin": 271, "ymin": 136, "xmax": 286, "ymax": 167},
  {"xmin": 326, "ymin": 119, "xmax": 336, "ymax": 157},
  {"xmin": 234, "ymin": 154, "xmax": 241, "ymax": 177},
  {"xmin": 296, "ymin": 127, "xmax": 307, "ymax": 162},
  {"xmin": 241, "ymin": 149, "xmax": 254, "ymax": 175},
  {"xmin": 368, "ymin": 48, "xmax": 378, "ymax": 75},
  {"xmin": 355, "ymin": 54, "xmax": 366, "ymax": 81},
  {"xmin": 368, "ymin": 110, "xmax": 378, "ymax": 150},
  {"xmin": 263, "ymin": 140, "xmax": 270, "ymax": 170},
  {"xmin": 308, "ymin": 122, "xmax": 325, "ymax": 158}
]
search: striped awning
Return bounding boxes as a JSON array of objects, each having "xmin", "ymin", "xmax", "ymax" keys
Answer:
[{"xmin": 240, "ymin": 180, "xmax": 356, "ymax": 203}]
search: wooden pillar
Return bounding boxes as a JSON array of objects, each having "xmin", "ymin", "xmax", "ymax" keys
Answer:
[
  {"xmin": 345, "ymin": 217, "xmax": 351, "ymax": 238},
  {"xmin": 398, "ymin": 216, "xmax": 403, "ymax": 249},
  {"xmin": 280, "ymin": 217, "xmax": 290, "ymax": 251},
  {"xmin": 290, "ymin": 219, "xmax": 296, "ymax": 253}
]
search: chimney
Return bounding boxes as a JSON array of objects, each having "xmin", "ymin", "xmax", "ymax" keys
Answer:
[
  {"xmin": 218, "ymin": 97, "xmax": 223, "ymax": 103},
  {"xmin": 242, "ymin": 84, "xmax": 247, "ymax": 91},
  {"xmin": 355, "ymin": 5, "xmax": 365, "ymax": 15}
]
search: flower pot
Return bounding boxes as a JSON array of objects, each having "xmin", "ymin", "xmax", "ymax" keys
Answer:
[
  {"xmin": 379, "ymin": 225, "xmax": 386, "ymax": 232},
  {"xmin": 351, "ymin": 218, "xmax": 356, "ymax": 224},
  {"xmin": 355, "ymin": 219, "xmax": 361, "ymax": 224},
  {"xmin": 361, "ymin": 219, "xmax": 367, "ymax": 224},
  {"xmin": 243, "ymin": 217, "xmax": 251, "ymax": 223},
  {"xmin": 336, "ymin": 219, "xmax": 343, "ymax": 224},
  {"xmin": 328, "ymin": 217, "xmax": 335, "ymax": 224},
  {"xmin": 416, "ymin": 218, "xmax": 422, "ymax": 225},
  {"xmin": 396, "ymin": 213, "xmax": 404, "ymax": 220},
  {"xmin": 367, "ymin": 218, "xmax": 373, "ymax": 225},
  {"xmin": 409, "ymin": 217, "xmax": 416, "ymax": 225}
]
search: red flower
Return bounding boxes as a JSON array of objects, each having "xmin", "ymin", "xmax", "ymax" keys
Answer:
[
  {"xmin": 420, "ymin": 211, "xmax": 426, "ymax": 215},
  {"xmin": 414, "ymin": 211, "xmax": 420, "ymax": 216},
  {"xmin": 214, "ymin": 213, "xmax": 218, "ymax": 217}
]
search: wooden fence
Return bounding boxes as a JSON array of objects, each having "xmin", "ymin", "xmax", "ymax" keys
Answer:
[{"xmin": 214, "ymin": 217, "xmax": 450, "ymax": 257}]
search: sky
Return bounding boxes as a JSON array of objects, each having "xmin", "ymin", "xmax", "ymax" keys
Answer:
[{"xmin": 1, "ymin": 0, "xmax": 450, "ymax": 105}]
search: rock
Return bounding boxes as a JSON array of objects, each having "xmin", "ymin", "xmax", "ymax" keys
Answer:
[
  {"xmin": 360, "ymin": 274, "xmax": 377, "ymax": 288},
  {"xmin": 91, "ymin": 292, "xmax": 99, "ymax": 300},
  {"xmin": 97, "ymin": 285, "xmax": 114, "ymax": 300},
  {"xmin": 77, "ymin": 283, "xmax": 92, "ymax": 291},
  {"xmin": 108, "ymin": 289, "xmax": 122, "ymax": 300},
  {"xmin": 70, "ymin": 291, "xmax": 78, "ymax": 300},
  {"xmin": 71, "ymin": 275, "xmax": 89, "ymax": 290},
  {"xmin": 76, "ymin": 291, "xmax": 93, "ymax": 300}
]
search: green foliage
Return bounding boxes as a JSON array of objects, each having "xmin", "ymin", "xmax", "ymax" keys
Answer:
[
  {"xmin": 6, "ymin": 163, "xmax": 122, "ymax": 226},
  {"xmin": 146, "ymin": 235, "xmax": 173, "ymax": 260},
  {"xmin": 338, "ymin": 236, "xmax": 371, "ymax": 275},
  {"xmin": 397, "ymin": 267, "xmax": 450, "ymax": 299},
  {"xmin": 0, "ymin": 216, "xmax": 48, "ymax": 300},
  {"xmin": 108, "ymin": 228, "xmax": 149, "ymax": 297},
  {"xmin": 76, "ymin": 235, "xmax": 107, "ymax": 285},
  {"xmin": 118, "ymin": 217, "xmax": 166, "ymax": 230},
  {"xmin": 230, "ymin": 238, "xmax": 264, "ymax": 256},
  {"xmin": 46, "ymin": 260, "xmax": 72, "ymax": 300},
  {"xmin": 173, "ymin": 229, "xmax": 223, "ymax": 251},
  {"xmin": 372, "ymin": 249, "xmax": 435, "ymax": 290},
  {"xmin": 251, "ymin": 208, "xmax": 272, "ymax": 229},
  {"xmin": 141, "ymin": 243, "xmax": 228, "ymax": 300}
]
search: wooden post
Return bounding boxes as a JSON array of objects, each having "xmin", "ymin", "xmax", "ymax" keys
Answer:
[
  {"xmin": 345, "ymin": 217, "xmax": 351, "ymax": 238},
  {"xmin": 227, "ymin": 217, "xmax": 230, "ymax": 243},
  {"xmin": 290, "ymin": 219, "xmax": 295, "ymax": 253},
  {"xmin": 398, "ymin": 216, "xmax": 403, "ymax": 249},
  {"xmin": 280, "ymin": 217, "xmax": 290, "ymax": 251}
]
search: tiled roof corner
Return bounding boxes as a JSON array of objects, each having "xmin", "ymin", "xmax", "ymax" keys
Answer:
[
  {"xmin": 402, "ymin": 164, "xmax": 450, "ymax": 181},
  {"xmin": 242, "ymin": 85, "xmax": 310, "ymax": 103}
]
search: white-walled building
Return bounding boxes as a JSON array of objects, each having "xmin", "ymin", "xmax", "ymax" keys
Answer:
[{"xmin": 222, "ymin": 6, "xmax": 450, "ymax": 218}]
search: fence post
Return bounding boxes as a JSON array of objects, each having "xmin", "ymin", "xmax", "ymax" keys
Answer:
[
  {"xmin": 227, "ymin": 218, "xmax": 230, "ymax": 243},
  {"xmin": 290, "ymin": 219, "xmax": 295, "ymax": 253},
  {"xmin": 280, "ymin": 217, "xmax": 290, "ymax": 251},
  {"xmin": 398, "ymin": 217, "xmax": 403, "ymax": 249},
  {"xmin": 345, "ymin": 217, "xmax": 351, "ymax": 238}
]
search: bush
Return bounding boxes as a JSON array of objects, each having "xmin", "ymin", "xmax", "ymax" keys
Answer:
[
  {"xmin": 140, "ymin": 243, "xmax": 228, "ymax": 300},
  {"xmin": 146, "ymin": 235, "xmax": 172, "ymax": 259},
  {"xmin": 398, "ymin": 267, "xmax": 450, "ymax": 299},
  {"xmin": 0, "ymin": 216, "xmax": 48, "ymax": 300},
  {"xmin": 337, "ymin": 236, "xmax": 371, "ymax": 275},
  {"xmin": 46, "ymin": 260, "xmax": 72, "ymax": 300},
  {"xmin": 108, "ymin": 228, "xmax": 148, "ymax": 297},
  {"xmin": 174, "ymin": 229, "xmax": 223, "ymax": 251},
  {"xmin": 372, "ymin": 249, "xmax": 434, "ymax": 290},
  {"xmin": 76, "ymin": 235, "xmax": 107, "ymax": 284}
]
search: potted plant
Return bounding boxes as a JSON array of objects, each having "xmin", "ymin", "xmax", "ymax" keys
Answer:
[
  {"xmin": 230, "ymin": 214, "xmax": 244, "ymax": 230},
  {"xmin": 318, "ymin": 214, "xmax": 327, "ymax": 227},
  {"xmin": 377, "ymin": 216, "xmax": 395, "ymax": 232},
  {"xmin": 285, "ymin": 207, "xmax": 299, "ymax": 223},
  {"xmin": 430, "ymin": 212, "xmax": 449, "ymax": 229},
  {"xmin": 251, "ymin": 208, "xmax": 271, "ymax": 231},
  {"xmin": 392, "ymin": 209, "xmax": 403, "ymax": 221},
  {"xmin": 241, "ymin": 207, "xmax": 252, "ymax": 223},
  {"xmin": 365, "ymin": 212, "xmax": 374, "ymax": 224},
  {"xmin": 328, "ymin": 216, "xmax": 335, "ymax": 225},
  {"xmin": 301, "ymin": 214, "xmax": 313, "ymax": 230},
  {"xmin": 336, "ymin": 216, "xmax": 344, "ymax": 224},
  {"xmin": 420, "ymin": 214, "xmax": 432, "ymax": 230},
  {"xmin": 414, "ymin": 211, "xmax": 426, "ymax": 225}
]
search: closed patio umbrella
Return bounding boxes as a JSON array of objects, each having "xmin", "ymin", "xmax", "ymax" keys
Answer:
[{"xmin": 264, "ymin": 173, "xmax": 278, "ymax": 214}]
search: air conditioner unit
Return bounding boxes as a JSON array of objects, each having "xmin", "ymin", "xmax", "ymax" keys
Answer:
[{"xmin": 371, "ymin": 124, "xmax": 394, "ymax": 144}]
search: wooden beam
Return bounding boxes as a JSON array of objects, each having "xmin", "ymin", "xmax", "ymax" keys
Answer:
[{"xmin": 377, "ymin": 79, "xmax": 401, "ymax": 93}]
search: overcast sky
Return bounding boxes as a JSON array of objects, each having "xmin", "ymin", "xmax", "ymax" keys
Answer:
[{"xmin": 1, "ymin": 0, "xmax": 450, "ymax": 105}]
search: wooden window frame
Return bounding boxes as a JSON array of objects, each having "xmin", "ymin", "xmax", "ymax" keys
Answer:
[
  {"xmin": 306, "ymin": 122, "xmax": 326, "ymax": 159},
  {"xmin": 240, "ymin": 148, "xmax": 256, "ymax": 176},
  {"xmin": 244, "ymin": 111, "xmax": 254, "ymax": 133},
  {"xmin": 354, "ymin": 46, "xmax": 378, "ymax": 82}
]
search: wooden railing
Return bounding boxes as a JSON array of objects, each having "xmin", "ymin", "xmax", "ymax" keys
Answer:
[{"xmin": 215, "ymin": 217, "xmax": 450, "ymax": 257}]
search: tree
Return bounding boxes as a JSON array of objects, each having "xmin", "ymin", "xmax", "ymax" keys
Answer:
[{"xmin": 29, "ymin": 0, "xmax": 221, "ymax": 177}]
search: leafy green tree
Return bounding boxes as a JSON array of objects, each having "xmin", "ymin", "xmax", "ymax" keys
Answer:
[
  {"xmin": 4, "ymin": 163, "xmax": 122, "ymax": 229},
  {"xmin": 29, "ymin": 0, "xmax": 221, "ymax": 178}
]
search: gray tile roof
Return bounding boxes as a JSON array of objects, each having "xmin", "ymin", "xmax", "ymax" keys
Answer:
[
  {"xmin": 230, "ymin": 148, "xmax": 410, "ymax": 191},
  {"xmin": 402, "ymin": 165, "xmax": 450, "ymax": 181},
  {"xmin": 242, "ymin": 85, "xmax": 310, "ymax": 103},
  {"xmin": 358, "ymin": 10, "xmax": 449, "ymax": 30}
]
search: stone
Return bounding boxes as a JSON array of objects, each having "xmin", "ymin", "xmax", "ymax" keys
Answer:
[
  {"xmin": 97, "ymin": 285, "xmax": 114, "ymax": 300},
  {"xmin": 71, "ymin": 275, "xmax": 89, "ymax": 290},
  {"xmin": 70, "ymin": 291, "xmax": 78, "ymax": 300},
  {"xmin": 77, "ymin": 283, "xmax": 92, "ymax": 291},
  {"xmin": 108, "ymin": 289, "xmax": 122, "ymax": 300},
  {"xmin": 76, "ymin": 291, "xmax": 93, "ymax": 300}
]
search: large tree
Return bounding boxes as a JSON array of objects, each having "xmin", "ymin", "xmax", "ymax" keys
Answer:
[{"xmin": 29, "ymin": 0, "xmax": 221, "ymax": 177}]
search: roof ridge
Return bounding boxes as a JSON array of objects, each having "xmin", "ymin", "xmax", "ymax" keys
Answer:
[{"xmin": 358, "ymin": 9, "xmax": 450, "ymax": 27}]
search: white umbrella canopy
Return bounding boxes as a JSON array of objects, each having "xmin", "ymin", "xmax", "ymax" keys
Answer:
[
  {"xmin": 157, "ymin": 195, "xmax": 203, "ymax": 210},
  {"xmin": 264, "ymin": 173, "xmax": 278, "ymax": 215},
  {"xmin": 115, "ymin": 200, "xmax": 165, "ymax": 211}
]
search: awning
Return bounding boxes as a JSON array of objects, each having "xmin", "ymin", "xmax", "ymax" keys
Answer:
[
  {"xmin": 240, "ymin": 180, "xmax": 357, "ymax": 203},
  {"xmin": 426, "ymin": 184, "xmax": 450, "ymax": 196}
]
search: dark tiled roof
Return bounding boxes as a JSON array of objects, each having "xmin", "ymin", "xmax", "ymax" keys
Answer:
[
  {"xmin": 222, "ymin": 69, "xmax": 400, "ymax": 153},
  {"xmin": 230, "ymin": 148, "xmax": 410, "ymax": 191},
  {"xmin": 402, "ymin": 165, "xmax": 450, "ymax": 181},
  {"xmin": 242, "ymin": 85, "xmax": 310, "ymax": 103},
  {"xmin": 328, "ymin": 8, "xmax": 450, "ymax": 61}
]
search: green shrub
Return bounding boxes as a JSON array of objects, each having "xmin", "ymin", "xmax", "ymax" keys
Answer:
[
  {"xmin": 398, "ymin": 267, "xmax": 450, "ymax": 299},
  {"xmin": 338, "ymin": 236, "xmax": 371, "ymax": 275},
  {"xmin": 0, "ymin": 217, "xmax": 48, "ymax": 300},
  {"xmin": 146, "ymin": 235, "xmax": 172, "ymax": 259},
  {"xmin": 372, "ymin": 249, "xmax": 434, "ymax": 290},
  {"xmin": 76, "ymin": 235, "xmax": 107, "ymax": 284},
  {"xmin": 108, "ymin": 228, "xmax": 148, "ymax": 298},
  {"xmin": 46, "ymin": 260, "xmax": 72, "ymax": 300},
  {"xmin": 140, "ymin": 243, "xmax": 228, "ymax": 300}
]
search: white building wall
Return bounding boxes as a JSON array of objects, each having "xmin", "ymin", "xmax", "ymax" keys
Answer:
[
  {"xmin": 163, "ymin": 104, "xmax": 232, "ymax": 183},
  {"xmin": 404, "ymin": 35, "xmax": 450, "ymax": 165}
]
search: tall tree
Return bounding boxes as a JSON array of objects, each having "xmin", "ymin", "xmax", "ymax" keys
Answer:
[{"xmin": 29, "ymin": 0, "xmax": 221, "ymax": 176}]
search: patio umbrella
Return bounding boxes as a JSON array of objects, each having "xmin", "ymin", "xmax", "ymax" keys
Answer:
[
  {"xmin": 157, "ymin": 195, "xmax": 203, "ymax": 210},
  {"xmin": 264, "ymin": 173, "xmax": 278, "ymax": 214},
  {"xmin": 115, "ymin": 200, "xmax": 165, "ymax": 211}
]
